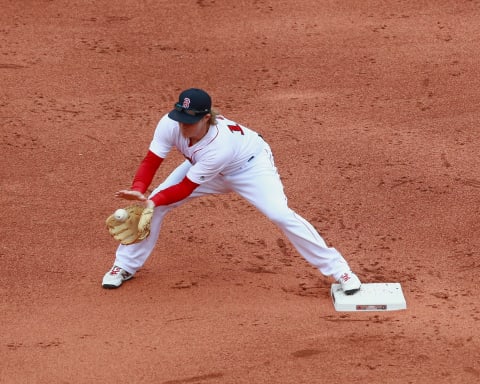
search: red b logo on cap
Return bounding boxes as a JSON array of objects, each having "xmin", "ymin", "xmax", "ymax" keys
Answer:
[{"xmin": 182, "ymin": 98, "xmax": 191, "ymax": 108}]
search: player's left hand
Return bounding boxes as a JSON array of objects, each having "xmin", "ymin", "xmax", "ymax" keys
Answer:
[
  {"xmin": 106, "ymin": 200, "xmax": 155, "ymax": 245},
  {"xmin": 106, "ymin": 205, "xmax": 146, "ymax": 245}
]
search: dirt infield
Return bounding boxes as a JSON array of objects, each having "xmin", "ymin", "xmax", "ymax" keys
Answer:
[{"xmin": 1, "ymin": 1, "xmax": 479, "ymax": 383}]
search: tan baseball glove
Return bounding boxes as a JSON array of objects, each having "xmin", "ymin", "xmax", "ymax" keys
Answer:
[{"xmin": 106, "ymin": 205, "xmax": 154, "ymax": 245}]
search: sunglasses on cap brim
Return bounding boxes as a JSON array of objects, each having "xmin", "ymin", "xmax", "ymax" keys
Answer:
[{"xmin": 174, "ymin": 103, "xmax": 210, "ymax": 117}]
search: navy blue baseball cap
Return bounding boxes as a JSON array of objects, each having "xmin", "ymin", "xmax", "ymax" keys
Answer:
[{"xmin": 168, "ymin": 88, "xmax": 212, "ymax": 124}]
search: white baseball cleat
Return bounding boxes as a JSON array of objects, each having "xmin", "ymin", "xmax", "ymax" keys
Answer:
[
  {"xmin": 338, "ymin": 271, "xmax": 361, "ymax": 295},
  {"xmin": 102, "ymin": 265, "xmax": 133, "ymax": 289}
]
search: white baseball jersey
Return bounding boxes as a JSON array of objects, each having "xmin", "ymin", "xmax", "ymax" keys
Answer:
[{"xmin": 149, "ymin": 114, "xmax": 265, "ymax": 184}]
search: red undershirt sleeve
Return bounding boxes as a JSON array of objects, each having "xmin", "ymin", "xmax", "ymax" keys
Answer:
[
  {"xmin": 151, "ymin": 176, "xmax": 199, "ymax": 206},
  {"xmin": 131, "ymin": 150, "xmax": 164, "ymax": 194}
]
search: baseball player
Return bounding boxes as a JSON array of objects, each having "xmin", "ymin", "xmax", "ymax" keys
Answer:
[{"xmin": 103, "ymin": 88, "xmax": 362, "ymax": 295}]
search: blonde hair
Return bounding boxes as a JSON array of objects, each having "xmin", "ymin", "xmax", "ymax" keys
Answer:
[{"xmin": 208, "ymin": 107, "xmax": 219, "ymax": 125}]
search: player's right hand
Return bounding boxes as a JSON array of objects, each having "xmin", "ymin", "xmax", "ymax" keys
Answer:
[{"xmin": 115, "ymin": 190, "xmax": 147, "ymax": 201}]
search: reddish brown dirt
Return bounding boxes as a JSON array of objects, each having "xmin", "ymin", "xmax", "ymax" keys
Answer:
[{"xmin": 1, "ymin": 1, "xmax": 479, "ymax": 383}]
